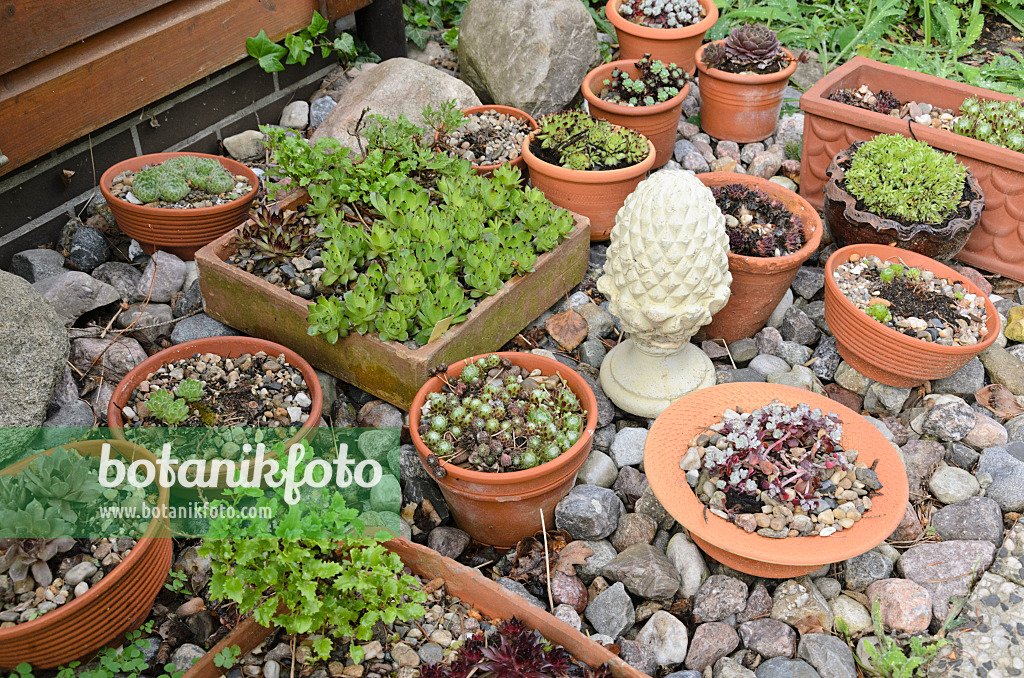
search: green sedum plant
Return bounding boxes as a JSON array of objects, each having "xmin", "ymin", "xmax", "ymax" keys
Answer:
[
  {"xmin": 843, "ymin": 134, "xmax": 967, "ymax": 225},
  {"xmin": 599, "ymin": 54, "xmax": 689, "ymax": 106},
  {"xmin": 954, "ymin": 96, "xmax": 1024, "ymax": 153},
  {"xmin": 533, "ymin": 111, "xmax": 649, "ymax": 171}
]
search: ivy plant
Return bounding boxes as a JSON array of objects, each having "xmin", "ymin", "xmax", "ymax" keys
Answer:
[{"xmin": 247, "ymin": 11, "xmax": 378, "ymax": 74}]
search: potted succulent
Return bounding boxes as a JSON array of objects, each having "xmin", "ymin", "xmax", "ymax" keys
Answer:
[
  {"xmin": 824, "ymin": 134, "xmax": 985, "ymax": 260},
  {"xmin": 581, "ymin": 53, "xmax": 691, "ymax": 167},
  {"xmin": 409, "ymin": 352, "xmax": 598, "ymax": 548},
  {"xmin": 197, "ymin": 103, "xmax": 592, "ymax": 409},
  {"xmin": 522, "ymin": 111, "xmax": 657, "ymax": 240},
  {"xmin": 698, "ymin": 173, "xmax": 823, "ymax": 344},
  {"xmin": 643, "ymin": 382, "xmax": 909, "ymax": 578},
  {"xmin": 798, "ymin": 56, "xmax": 1024, "ymax": 280},
  {"xmin": 605, "ymin": 0, "xmax": 719, "ymax": 75},
  {"xmin": 824, "ymin": 244, "xmax": 1000, "ymax": 387},
  {"xmin": 107, "ymin": 336, "xmax": 323, "ymax": 494},
  {"xmin": 695, "ymin": 23, "xmax": 798, "ymax": 143},
  {"xmin": 0, "ymin": 440, "xmax": 171, "ymax": 669},
  {"xmin": 442, "ymin": 105, "xmax": 539, "ymax": 178},
  {"xmin": 100, "ymin": 152, "xmax": 259, "ymax": 260}
]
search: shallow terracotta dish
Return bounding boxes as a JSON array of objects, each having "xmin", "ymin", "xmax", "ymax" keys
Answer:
[
  {"xmin": 644, "ymin": 382, "xmax": 909, "ymax": 578},
  {"xmin": 606, "ymin": 0, "xmax": 719, "ymax": 75}
]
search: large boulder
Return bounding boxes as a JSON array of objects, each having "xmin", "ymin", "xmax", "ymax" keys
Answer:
[
  {"xmin": 33, "ymin": 271, "xmax": 120, "ymax": 326},
  {"xmin": 311, "ymin": 58, "xmax": 480, "ymax": 152},
  {"xmin": 458, "ymin": 0, "xmax": 600, "ymax": 117},
  {"xmin": 0, "ymin": 271, "xmax": 70, "ymax": 465}
]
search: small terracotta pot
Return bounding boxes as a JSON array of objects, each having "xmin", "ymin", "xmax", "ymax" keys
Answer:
[
  {"xmin": 824, "ymin": 244, "xmax": 1000, "ymax": 387},
  {"xmin": 606, "ymin": 0, "xmax": 719, "ymax": 75},
  {"xmin": 409, "ymin": 352, "xmax": 598, "ymax": 548},
  {"xmin": 0, "ymin": 440, "xmax": 172, "ymax": 669},
  {"xmin": 522, "ymin": 129, "xmax": 656, "ymax": 241},
  {"xmin": 459, "ymin": 105, "xmax": 538, "ymax": 178},
  {"xmin": 582, "ymin": 60, "xmax": 690, "ymax": 168},
  {"xmin": 107, "ymin": 336, "xmax": 323, "ymax": 495},
  {"xmin": 100, "ymin": 152, "xmax": 259, "ymax": 260},
  {"xmin": 824, "ymin": 142, "xmax": 985, "ymax": 261},
  {"xmin": 699, "ymin": 172, "xmax": 824, "ymax": 344},
  {"xmin": 694, "ymin": 42, "xmax": 797, "ymax": 143},
  {"xmin": 644, "ymin": 382, "xmax": 909, "ymax": 578}
]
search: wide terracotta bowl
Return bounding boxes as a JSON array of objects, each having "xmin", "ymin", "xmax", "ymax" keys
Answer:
[
  {"xmin": 0, "ymin": 440, "xmax": 171, "ymax": 669},
  {"xmin": 522, "ymin": 130, "xmax": 656, "ymax": 241},
  {"xmin": 606, "ymin": 0, "xmax": 720, "ymax": 75},
  {"xmin": 694, "ymin": 42, "xmax": 797, "ymax": 143},
  {"xmin": 459, "ymin": 105, "xmax": 538, "ymax": 178},
  {"xmin": 644, "ymin": 382, "xmax": 910, "ymax": 578},
  {"xmin": 409, "ymin": 352, "xmax": 598, "ymax": 548},
  {"xmin": 107, "ymin": 336, "xmax": 323, "ymax": 494},
  {"xmin": 698, "ymin": 172, "xmax": 823, "ymax": 344},
  {"xmin": 824, "ymin": 244, "xmax": 1000, "ymax": 387},
  {"xmin": 100, "ymin": 152, "xmax": 259, "ymax": 260},
  {"xmin": 582, "ymin": 59, "xmax": 690, "ymax": 168}
]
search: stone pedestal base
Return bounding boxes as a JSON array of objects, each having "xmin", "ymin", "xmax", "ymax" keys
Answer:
[{"xmin": 599, "ymin": 339, "xmax": 715, "ymax": 418}]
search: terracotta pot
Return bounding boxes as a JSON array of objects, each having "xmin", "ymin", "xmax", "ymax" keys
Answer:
[
  {"xmin": 582, "ymin": 60, "xmax": 690, "ymax": 168},
  {"xmin": 694, "ymin": 42, "xmax": 797, "ymax": 143},
  {"xmin": 196, "ymin": 191, "xmax": 592, "ymax": 409},
  {"xmin": 606, "ymin": 0, "xmax": 719, "ymax": 75},
  {"xmin": 0, "ymin": 440, "xmax": 172, "ymax": 669},
  {"xmin": 644, "ymin": 382, "xmax": 909, "ymax": 578},
  {"xmin": 100, "ymin": 152, "xmax": 259, "ymax": 260},
  {"xmin": 107, "ymin": 336, "xmax": 323, "ymax": 495},
  {"xmin": 460, "ymin": 105, "xmax": 538, "ymax": 178},
  {"xmin": 824, "ymin": 142, "xmax": 984, "ymax": 261},
  {"xmin": 824, "ymin": 244, "xmax": 1000, "ymax": 387},
  {"xmin": 698, "ymin": 172, "xmax": 824, "ymax": 344},
  {"xmin": 522, "ymin": 129, "xmax": 656, "ymax": 240},
  {"xmin": 409, "ymin": 352, "xmax": 598, "ymax": 548},
  {"xmin": 182, "ymin": 538, "xmax": 645, "ymax": 678},
  {"xmin": 799, "ymin": 56, "xmax": 1024, "ymax": 281}
]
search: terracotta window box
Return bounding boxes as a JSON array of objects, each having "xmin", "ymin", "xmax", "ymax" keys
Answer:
[
  {"xmin": 182, "ymin": 538, "xmax": 646, "ymax": 678},
  {"xmin": 799, "ymin": 56, "xmax": 1024, "ymax": 281},
  {"xmin": 195, "ymin": 191, "xmax": 591, "ymax": 409}
]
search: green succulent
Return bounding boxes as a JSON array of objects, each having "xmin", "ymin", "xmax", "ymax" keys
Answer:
[
  {"xmin": 175, "ymin": 378, "xmax": 205, "ymax": 402},
  {"xmin": 534, "ymin": 111, "xmax": 649, "ymax": 171},
  {"xmin": 600, "ymin": 54, "xmax": 689, "ymax": 107},
  {"xmin": 954, "ymin": 96, "xmax": 1024, "ymax": 153},
  {"xmin": 146, "ymin": 388, "xmax": 191, "ymax": 424},
  {"xmin": 132, "ymin": 168, "xmax": 163, "ymax": 203},
  {"xmin": 843, "ymin": 134, "xmax": 967, "ymax": 225}
]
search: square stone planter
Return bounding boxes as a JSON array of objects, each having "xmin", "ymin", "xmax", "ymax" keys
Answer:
[
  {"xmin": 182, "ymin": 538, "xmax": 646, "ymax": 678},
  {"xmin": 195, "ymin": 191, "xmax": 591, "ymax": 409},
  {"xmin": 799, "ymin": 56, "xmax": 1024, "ymax": 281}
]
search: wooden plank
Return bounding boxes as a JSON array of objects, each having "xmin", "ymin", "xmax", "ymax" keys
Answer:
[
  {"xmin": 0, "ymin": 0, "xmax": 330, "ymax": 177},
  {"xmin": 324, "ymin": 0, "xmax": 373, "ymax": 16},
  {"xmin": 0, "ymin": 0, "xmax": 175, "ymax": 76}
]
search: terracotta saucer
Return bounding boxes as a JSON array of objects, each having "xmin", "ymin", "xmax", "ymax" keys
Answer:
[{"xmin": 644, "ymin": 382, "xmax": 909, "ymax": 577}]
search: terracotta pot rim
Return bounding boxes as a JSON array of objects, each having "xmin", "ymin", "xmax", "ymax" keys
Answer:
[
  {"xmin": 582, "ymin": 60, "xmax": 691, "ymax": 116},
  {"xmin": 606, "ymin": 0, "xmax": 720, "ymax": 40},
  {"xmin": 409, "ymin": 352, "xmax": 598, "ymax": 486},
  {"xmin": 459, "ymin": 105, "xmax": 539, "ymax": 174},
  {"xmin": 824, "ymin": 142, "xmax": 985, "ymax": 243},
  {"xmin": 694, "ymin": 42, "xmax": 798, "ymax": 85},
  {"xmin": 106, "ymin": 336, "xmax": 323, "ymax": 451},
  {"xmin": 824, "ymin": 244, "xmax": 1001, "ymax": 356},
  {"xmin": 0, "ymin": 440, "xmax": 170, "ymax": 638},
  {"xmin": 522, "ymin": 129, "xmax": 657, "ymax": 184},
  {"xmin": 698, "ymin": 172, "xmax": 824, "ymax": 272},
  {"xmin": 99, "ymin": 152, "xmax": 259, "ymax": 218},
  {"xmin": 644, "ymin": 382, "xmax": 910, "ymax": 567}
]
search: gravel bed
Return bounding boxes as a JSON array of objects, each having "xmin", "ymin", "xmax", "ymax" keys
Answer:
[{"xmin": 445, "ymin": 109, "xmax": 531, "ymax": 166}]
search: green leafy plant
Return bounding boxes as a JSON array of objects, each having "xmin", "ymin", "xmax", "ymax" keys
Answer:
[
  {"xmin": 954, "ymin": 96, "xmax": 1024, "ymax": 153},
  {"xmin": 213, "ymin": 646, "xmax": 241, "ymax": 669},
  {"xmin": 599, "ymin": 54, "xmax": 689, "ymax": 106},
  {"xmin": 164, "ymin": 568, "xmax": 188, "ymax": 594},
  {"xmin": 247, "ymin": 12, "xmax": 377, "ymax": 73},
  {"xmin": 145, "ymin": 388, "xmax": 191, "ymax": 425},
  {"xmin": 704, "ymin": 22, "xmax": 789, "ymax": 72},
  {"xmin": 199, "ymin": 460, "xmax": 427, "ymax": 663},
  {"xmin": 843, "ymin": 134, "xmax": 967, "ymax": 225},
  {"xmin": 403, "ymin": 0, "xmax": 466, "ymax": 50},
  {"xmin": 533, "ymin": 111, "xmax": 649, "ymax": 171},
  {"xmin": 857, "ymin": 599, "xmax": 947, "ymax": 677},
  {"xmin": 52, "ymin": 623, "xmax": 185, "ymax": 678}
]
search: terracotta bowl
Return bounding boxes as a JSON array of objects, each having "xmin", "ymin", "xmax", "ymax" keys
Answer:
[
  {"xmin": 644, "ymin": 382, "xmax": 910, "ymax": 578},
  {"xmin": 409, "ymin": 352, "xmax": 598, "ymax": 548},
  {"xmin": 824, "ymin": 244, "xmax": 1000, "ymax": 387},
  {"xmin": 606, "ymin": 0, "xmax": 720, "ymax": 75},
  {"xmin": 100, "ymin": 152, "xmax": 259, "ymax": 260},
  {"xmin": 0, "ymin": 440, "xmax": 171, "ymax": 669},
  {"xmin": 459, "ymin": 105, "xmax": 538, "ymax": 178}
]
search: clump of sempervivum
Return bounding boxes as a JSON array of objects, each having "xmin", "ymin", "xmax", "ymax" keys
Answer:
[
  {"xmin": 711, "ymin": 184, "xmax": 805, "ymax": 257},
  {"xmin": 131, "ymin": 156, "xmax": 238, "ymax": 203},
  {"xmin": 617, "ymin": 0, "xmax": 703, "ymax": 28},
  {"xmin": 599, "ymin": 54, "xmax": 690, "ymax": 107},
  {"xmin": 703, "ymin": 23, "xmax": 787, "ymax": 74},
  {"xmin": 533, "ymin": 111, "xmax": 649, "ymax": 171},
  {"xmin": 953, "ymin": 96, "xmax": 1024, "ymax": 153},
  {"xmin": 843, "ymin": 134, "xmax": 967, "ymax": 226},
  {"xmin": 418, "ymin": 354, "xmax": 586, "ymax": 475}
]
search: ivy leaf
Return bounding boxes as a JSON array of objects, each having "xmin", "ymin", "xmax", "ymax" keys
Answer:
[
  {"xmin": 545, "ymin": 309, "xmax": 588, "ymax": 351},
  {"xmin": 285, "ymin": 33, "xmax": 313, "ymax": 66},
  {"xmin": 246, "ymin": 30, "xmax": 287, "ymax": 72},
  {"xmin": 308, "ymin": 11, "xmax": 329, "ymax": 38}
]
